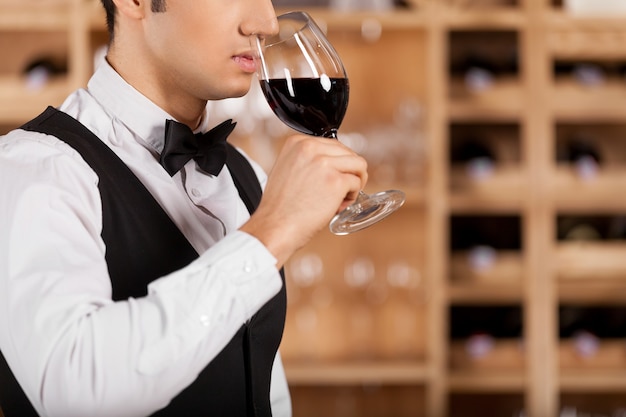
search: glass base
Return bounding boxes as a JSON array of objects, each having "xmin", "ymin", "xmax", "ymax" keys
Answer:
[{"xmin": 329, "ymin": 189, "xmax": 406, "ymax": 235}]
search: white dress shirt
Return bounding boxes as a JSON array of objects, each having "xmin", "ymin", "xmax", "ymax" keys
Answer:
[{"xmin": 0, "ymin": 61, "xmax": 291, "ymax": 417}]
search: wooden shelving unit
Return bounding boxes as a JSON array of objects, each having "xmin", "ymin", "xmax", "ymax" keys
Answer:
[{"xmin": 3, "ymin": 0, "xmax": 626, "ymax": 416}]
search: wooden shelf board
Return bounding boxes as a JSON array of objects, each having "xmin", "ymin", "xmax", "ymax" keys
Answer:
[
  {"xmin": 547, "ymin": 11, "xmax": 626, "ymax": 31},
  {"xmin": 560, "ymin": 339, "xmax": 626, "ymax": 372},
  {"xmin": 0, "ymin": 76, "xmax": 71, "ymax": 123},
  {"xmin": 448, "ymin": 284, "xmax": 523, "ymax": 304},
  {"xmin": 449, "ymin": 165, "xmax": 528, "ymax": 211},
  {"xmin": 559, "ymin": 282, "xmax": 626, "ymax": 305},
  {"xmin": 448, "ymin": 198, "xmax": 525, "ymax": 214},
  {"xmin": 550, "ymin": 167, "xmax": 626, "ymax": 211},
  {"xmin": 284, "ymin": 361, "xmax": 429, "ymax": 386},
  {"xmin": 560, "ymin": 371, "xmax": 626, "ymax": 392},
  {"xmin": 448, "ymin": 249, "xmax": 523, "ymax": 303},
  {"xmin": 448, "ymin": 78, "xmax": 524, "ymax": 121},
  {"xmin": 552, "ymin": 80, "xmax": 626, "ymax": 121},
  {"xmin": 442, "ymin": 8, "xmax": 525, "ymax": 29},
  {"xmin": 0, "ymin": 3, "xmax": 71, "ymax": 29},
  {"xmin": 556, "ymin": 241, "xmax": 626, "ymax": 285},
  {"xmin": 449, "ymin": 339, "xmax": 525, "ymax": 373},
  {"xmin": 548, "ymin": 30, "xmax": 626, "ymax": 60},
  {"xmin": 448, "ymin": 371, "xmax": 525, "ymax": 392}
]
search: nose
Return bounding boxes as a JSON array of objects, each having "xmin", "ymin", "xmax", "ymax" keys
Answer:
[{"xmin": 241, "ymin": 0, "xmax": 279, "ymax": 38}]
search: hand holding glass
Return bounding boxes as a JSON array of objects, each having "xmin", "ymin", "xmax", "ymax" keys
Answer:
[{"xmin": 253, "ymin": 11, "xmax": 405, "ymax": 235}]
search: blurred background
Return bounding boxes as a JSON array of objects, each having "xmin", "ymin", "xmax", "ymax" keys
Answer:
[{"xmin": 3, "ymin": 0, "xmax": 626, "ymax": 416}]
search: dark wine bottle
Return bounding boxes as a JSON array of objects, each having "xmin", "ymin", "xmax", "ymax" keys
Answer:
[
  {"xmin": 450, "ymin": 305, "xmax": 523, "ymax": 358},
  {"xmin": 22, "ymin": 56, "xmax": 67, "ymax": 92},
  {"xmin": 554, "ymin": 60, "xmax": 607, "ymax": 87},
  {"xmin": 560, "ymin": 305, "xmax": 626, "ymax": 339},
  {"xmin": 573, "ymin": 63, "xmax": 606, "ymax": 87},
  {"xmin": 557, "ymin": 136, "xmax": 602, "ymax": 180},
  {"xmin": 451, "ymin": 138, "xmax": 496, "ymax": 180},
  {"xmin": 450, "ymin": 32, "xmax": 519, "ymax": 91},
  {"xmin": 450, "ymin": 215, "xmax": 522, "ymax": 251},
  {"xmin": 557, "ymin": 215, "xmax": 608, "ymax": 241},
  {"xmin": 462, "ymin": 53, "xmax": 497, "ymax": 92}
]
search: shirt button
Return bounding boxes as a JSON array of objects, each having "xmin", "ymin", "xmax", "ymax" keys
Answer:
[
  {"xmin": 199, "ymin": 314, "xmax": 211, "ymax": 327},
  {"xmin": 191, "ymin": 188, "xmax": 202, "ymax": 198},
  {"xmin": 243, "ymin": 262, "xmax": 253, "ymax": 273}
]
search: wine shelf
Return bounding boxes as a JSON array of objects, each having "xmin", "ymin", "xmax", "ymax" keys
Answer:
[{"xmin": 3, "ymin": 0, "xmax": 626, "ymax": 416}]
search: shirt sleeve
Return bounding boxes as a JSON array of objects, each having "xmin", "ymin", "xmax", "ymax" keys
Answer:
[{"xmin": 0, "ymin": 130, "xmax": 283, "ymax": 417}]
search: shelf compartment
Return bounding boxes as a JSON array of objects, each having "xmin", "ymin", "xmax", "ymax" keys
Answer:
[
  {"xmin": 281, "ymin": 207, "xmax": 427, "ymax": 363},
  {"xmin": 449, "ymin": 306, "xmax": 524, "ymax": 384},
  {"xmin": 0, "ymin": 28, "xmax": 73, "ymax": 123},
  {"xmin": 449, "ymin": 393, "xmax": 524, "ymax": 417},
  {"xmin": 448, "ymin": 28, "xmax": 521, "ymax": 120},
  {"xmin": 559, "ymin": 393, "xmax": 626, "ymax": 417},
  {"xmin": 281, "ymin": 300, "xmax": 428, "ymax": 362}
]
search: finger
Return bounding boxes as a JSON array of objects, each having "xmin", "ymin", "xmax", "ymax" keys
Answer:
[
  {"xmin": 337, "ymin": 172, "xmax": 364, "ymax": 213},
  {"xmin": 331, "ymin": 153, "xmax": 369, "ymax": 190}
]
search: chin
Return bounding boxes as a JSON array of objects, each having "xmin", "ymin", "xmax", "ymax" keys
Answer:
[{"xmin": 209, "ymin": 80, "xmax": 253, "ymax": 101}]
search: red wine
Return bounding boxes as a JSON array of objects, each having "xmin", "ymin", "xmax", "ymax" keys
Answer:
[{"xmin": 260, "ymin": 77, "xmax": 349, "ymax": 137}]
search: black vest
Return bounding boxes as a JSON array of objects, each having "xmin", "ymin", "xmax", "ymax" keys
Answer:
[{"xmin": 0, "ymin": 107, "xmax": 286, "ymax": 416}]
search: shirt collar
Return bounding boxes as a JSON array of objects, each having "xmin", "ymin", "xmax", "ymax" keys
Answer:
[{"xmin": 87, "ymin": 60, "xmax": 209, "ymax": 154}]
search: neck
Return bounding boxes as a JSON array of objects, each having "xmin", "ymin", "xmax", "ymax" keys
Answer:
[{"xmin": 106, "ymin": 44, "xmax": 207, "ymax": 129}]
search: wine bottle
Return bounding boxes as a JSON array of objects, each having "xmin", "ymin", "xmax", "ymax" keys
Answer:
[
  {"xmin": 461, "ymin": 52, "xmax": 497, "ymax": 92},
  {"xmin": 22, "ymin": 56, "xmax": 67, "ymax": 92},
  {"xmin": 450, "ymin": 305, "xmax": 523, "ymax": 340},
  {"xmin": 560, "ymin": 305, "xmax": 626, "ymax": 339},
  {"xmin": 572, "ymin": 62, "xmax": 606, "ymax": 87},
  {"xmin": 557, "ymin": 136, "xmax": 602, "ymax": 180},
  {"xmin": 557, "ymin": 215, "xmax": 608, "ymax": 241},
  {"xmin": 450, "ymin": 215, "xmax": 522, "ymax": 251},
  {"xmin": 451, "ymin": 138, "xmax": 496, "ymax": 180}
]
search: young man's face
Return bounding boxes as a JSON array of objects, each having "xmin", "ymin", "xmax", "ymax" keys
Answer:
[{"xmin": 140, "ymin": 0, "xmax": 277, "ymax": 101}]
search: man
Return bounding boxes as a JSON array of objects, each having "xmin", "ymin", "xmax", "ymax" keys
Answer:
[{"xmin": 0, "ymin": 0, "xmax": 367, "ymax": 416}]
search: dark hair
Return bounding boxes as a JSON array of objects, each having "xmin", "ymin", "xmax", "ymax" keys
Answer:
[{"xmin": 100, "ymin": 0, "xmax": 167, "ymax": 39}]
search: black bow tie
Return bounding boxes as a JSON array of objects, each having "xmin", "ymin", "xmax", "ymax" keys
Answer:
[{"xmin": 160, "ymin": 119, "xmax": 237, "ymax": 176}]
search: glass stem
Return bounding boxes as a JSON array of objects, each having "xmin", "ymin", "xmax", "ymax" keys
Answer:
[
  {"xmin": 323, "ymin": 129, "xmax": 368, "ymax": 203},
  {"xmin": 324, "ymin": 129, "xmax": 339, "ymax": 140}
]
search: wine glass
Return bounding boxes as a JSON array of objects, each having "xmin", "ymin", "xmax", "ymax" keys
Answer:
[{"xmin": 252, "ymin": 11, "xmax": 405, "ymax": 235}]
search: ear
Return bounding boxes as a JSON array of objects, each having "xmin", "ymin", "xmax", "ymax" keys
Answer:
[{"xmin": 112, "ymin": 0, "xmax": 147, "ymax": 20}]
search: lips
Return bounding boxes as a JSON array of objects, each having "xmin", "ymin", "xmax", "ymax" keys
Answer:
[{"xmin": 233, "ymin": 54, "xmax": 257, "ymax": 74}]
